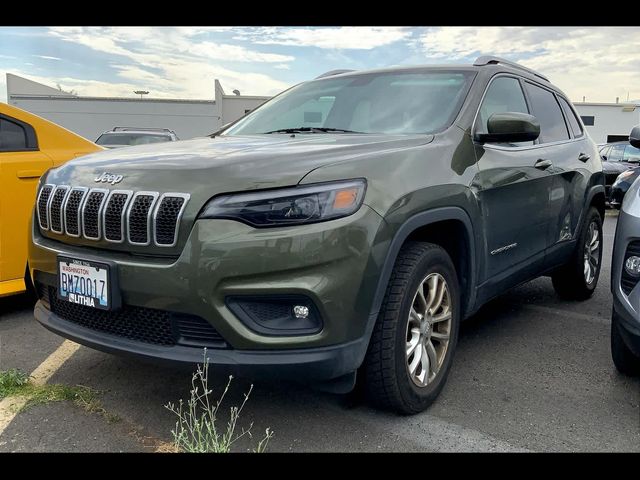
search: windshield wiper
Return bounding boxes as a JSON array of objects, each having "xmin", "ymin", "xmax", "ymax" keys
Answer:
[{"xmin": 263, "ymin": 127, "xmax": 363, "ymax": 134}]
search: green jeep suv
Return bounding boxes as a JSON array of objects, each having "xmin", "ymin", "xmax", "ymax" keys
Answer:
[{"xmin": 29, "ymin": 56, "xmax": 604, "ymax": 413}]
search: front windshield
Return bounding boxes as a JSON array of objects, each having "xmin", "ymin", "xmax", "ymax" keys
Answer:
[
  {"xmin": 96, "ymin": 133, "xmax": 171, "ymax": 146},
  {"xmin": 224, "ymin": 70, "xmax": 476, "ymax": 136}
]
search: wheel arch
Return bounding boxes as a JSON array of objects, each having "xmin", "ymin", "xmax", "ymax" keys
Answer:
[{"xmin": 368, "ymin": 207, "xmax": 478, "ymax": 323}]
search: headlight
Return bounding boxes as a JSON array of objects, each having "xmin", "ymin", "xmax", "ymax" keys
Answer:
[{"xmin": 199, "ymin": 179, "xmax": 366, "ymax": 227}]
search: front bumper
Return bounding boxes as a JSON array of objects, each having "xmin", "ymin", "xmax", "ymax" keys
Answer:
[
  {"xmin": 611, "ymin": 198, "xmax": 640, "ymax": 355},
  {"xmin": 34, "ymin": 300, "xmax": 373, "ymax": 380},
  {"xmin": 29, "ymin": 205, "xmax": 387, "ymax": 378}
]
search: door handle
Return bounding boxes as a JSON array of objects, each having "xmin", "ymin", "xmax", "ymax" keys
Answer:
[
  {"xmin": 534, "ymin": 159, "xmax": 552, "ymax": 170},
  {"xmin": 578, "ymin": 153, "xmax": 590, "ymax": 162}
]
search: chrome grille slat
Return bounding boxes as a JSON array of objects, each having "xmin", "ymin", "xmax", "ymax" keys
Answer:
[
  {"xmin": 49, "ymin": 186, "xmax": 70, "ymax": 234},
  {"xmin": 37, "ymin": 184, "xmax": 54, "ymax": 230},
  {"xmin": 82, "ymin": 188, "xmax": 108, "ymax": 240},
  {"xmin": 38, "ymin": 185, "xmax": 189, "ymax": 248},
  {"xmin": 127, "ymin": 192, "xmax": 159, "ymax": 245},
  {"xmin": 63, "ymin": 187, "xmax": 88, "ymax": 237},
  {"xmin": 153, "ymin": 193, "xmax": 190, "ymax": 247},
  {"xmin": 103, "ymin": 190, "xmax": 133, "ymax": 243}
]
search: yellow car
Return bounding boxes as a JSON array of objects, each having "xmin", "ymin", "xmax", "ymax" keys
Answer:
[{"xmin": 0, "ymin": 103, "xmax": 102, "ymax": 297}]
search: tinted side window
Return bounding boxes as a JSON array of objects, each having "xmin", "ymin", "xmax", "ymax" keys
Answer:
[
  {"xmin": 599, "ymin": 145, "xmax": 611, "ymax": 159},
  {"xmin": 524, "ymin": 82, "xmax": 570, "ymax": 143},
  {"xmin": 0, "ymin": 118, "xmax": 28, "ymax": 151},
  {"xmin": 609, "ymin": 144, "xmax": 626, "ymax": 162},
  {"xmin": 477, "ymin": 77, "xmax": 529, "ymax": 134},
  {"xmin": 558, "ymin": 96, "xmax": 583, "ymax": 137},
  {"xmin": 623, "ymin": 145, "xmax": 640, "ymax": 163}
]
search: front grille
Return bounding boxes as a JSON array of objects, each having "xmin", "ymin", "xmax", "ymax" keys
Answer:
[
  {"xmin": 46, "ymin": 286, "xmax": 226, "ymax": 348},
  {"xmin": 37, "ymin": 184, "xmax": 189, "ymax": 247},
  {"xmin": 621, "ymin": 240, "xmax": 640, "ymax": 295},
  {"xmin": 37, "ymin": 185, "xmax": 53, "ymax": 229},
  {"xmin": 82, "ymin": 190, "xmax": 107, "ymax": 239},
  {"xmin": 49, "ymin": 186, "xmax": 69, "ymax": 233},
  {"xmin": 104, "ymin": 192, "xmax": 130, "ymax": 242},
  {"xmin": 155, "ymin": 196, "xmax": 186, "ymax": 246},
  {"xmin": 36, "ymin": 281, "xmax": 50, "ymax": 306},
  {"xmin": 64, "ymin": 188, "xmax": 87, "ymax": 236},
  {"xmin": 128, "ymin": 194, "xmax": 156, "ymax": 244},
  {"xmin": 176, "ymin": 315, "xmax": 227, "ymax": 346}
]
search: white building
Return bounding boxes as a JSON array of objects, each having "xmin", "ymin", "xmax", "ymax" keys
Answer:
[
  {"xmin": 7, "ymin": 72, "xmax": 639, "ymax": 145},
  {"xmin": 6, "ymin": 73, "xmax": 271, "ymax": 141},
  {"xmin": 573, "ymin": 101, "xmax": 640, "ymax": 144}
]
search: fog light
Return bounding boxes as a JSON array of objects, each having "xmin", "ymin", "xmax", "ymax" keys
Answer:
[
  {"xmin": 625, "ymin": 256, "xmax": 640, "ymax": 277},
  {"xmin": 293, "ymin": 305, "xmax": 309, "ymax": 319}
]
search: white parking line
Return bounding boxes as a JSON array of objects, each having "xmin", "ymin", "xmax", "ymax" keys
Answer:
[{"xmin": 0, "ymin": 340, "xmax": 80, "ymax": 437}]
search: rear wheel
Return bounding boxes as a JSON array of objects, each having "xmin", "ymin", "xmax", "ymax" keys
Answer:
[
  {"xmin": 362, "ymin": 242, "xmax": 460, "ymax": 414},
  {"xmin": 611, "ymin": 309, "xmax": 640, "ymax": 376},
  {"xmin": 552, "ymin": 207, "xmax": 603, "ymax": 300}
]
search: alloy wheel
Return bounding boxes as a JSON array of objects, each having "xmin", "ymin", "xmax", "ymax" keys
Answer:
[{"xmin": 405, "ymin": 273, "xmax": 452, "ymax": 387}]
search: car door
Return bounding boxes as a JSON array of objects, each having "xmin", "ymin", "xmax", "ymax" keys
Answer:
[
  {"xmin": 534, "ymin": 89, "xmax": 599, "ymax": 269},
  {"xmin": 472, "ymin": 75, "xmax": 554, "ymax": 298},
  {"xmin": 0, "ymin": 114, "xmax": 52, "ymax": 288}
]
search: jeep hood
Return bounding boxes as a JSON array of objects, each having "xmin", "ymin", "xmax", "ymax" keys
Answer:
[
  {"xmin": 40, "ymin": 133, "xmax": 433, "ymax": 254},
  {"xmin": 45, "ymin": 133, "xmax": 433, "ymax": 193}
]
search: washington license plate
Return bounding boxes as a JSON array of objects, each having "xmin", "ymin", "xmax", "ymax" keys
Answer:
[{"xmin": 57, "ymin": 256, "xmax": 110, "ymax": 310}]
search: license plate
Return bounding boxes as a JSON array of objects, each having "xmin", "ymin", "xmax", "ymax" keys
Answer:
[{"xmin": 57, "ymin": 256, "xmax": 110, "ymax": 310}]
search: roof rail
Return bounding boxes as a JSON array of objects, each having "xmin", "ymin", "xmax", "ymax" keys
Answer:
[
  {"xmin": 315, "ymin": 69, "xmax": 355, "ymax": 79},
  {"xmin": 113, "ymin": 127, "xmax": 175, "ymax": 133},
  {"xmin": 473, "ymin": 56, "xmax": 549, "ymax": 82}
]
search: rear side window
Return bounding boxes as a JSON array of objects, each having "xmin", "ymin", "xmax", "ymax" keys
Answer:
[
  {"xmin": 558, "ymin": 96, "xmax": 583, "ymax": 137},
  {"xmin": 0, "ymin": 114, "xmax": 38, "ymax": 152},
  {"xmin": 524, "ymin": 82, "xmax": 570, "ymax": 143},
  {"xmin": 0, "ymin": 117, "xmax": 27, "ymax": 151}
]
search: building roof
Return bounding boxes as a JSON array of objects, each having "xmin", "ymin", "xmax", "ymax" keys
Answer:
[{"xmin": 6, "ymin": 73, "xmax": 269, "ymax": 104}]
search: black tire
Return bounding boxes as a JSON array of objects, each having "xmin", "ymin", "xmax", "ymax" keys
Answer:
[
  {"xmin": 611, "ymin": 309, "xmax": 640, "ymax": 376},
  {"xmin": 551, "ymin": 207, "xmax": 603, "ymax": 300},
  {"xmin": 361, "ymin": 242, "xmax": 460, "ymax": 414}
]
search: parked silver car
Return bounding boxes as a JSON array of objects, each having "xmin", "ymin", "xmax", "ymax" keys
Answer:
[{"xmin": 611, "ymin": 125, "xmax": 640, "ymax": 374}]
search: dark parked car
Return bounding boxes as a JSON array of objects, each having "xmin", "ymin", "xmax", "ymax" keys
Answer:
[
  {"xmin": 95, "ymin": 127, "xmax": 179, "ymax": 149},
  {"xmin": 599, "ymin": 141, "xmax": 640, "ymax": 203},
  {"xmin": 611, "ymin": 168, "xmax": 640, "ymax": 209},
  {"xmin": 599, "ymin": 141, "xmax": 640, "ymax": 166},
  {"xmin": 602, "ymin": 160, "xmax": 632, "ymax": 203},
  {"xmin": 610, "ymin": 125, "xmax": 640, "ymax": 375},
  {"xmin": 29, "ymin": 56, "xmax": 604, "ymax": 414}
]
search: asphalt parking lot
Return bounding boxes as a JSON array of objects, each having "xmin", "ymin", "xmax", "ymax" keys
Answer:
[{"xmin": 0, "ymin": 212, "xmax": 638, "ymax": 452}]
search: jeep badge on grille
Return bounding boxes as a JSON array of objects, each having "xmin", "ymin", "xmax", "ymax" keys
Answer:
[{"xmin": 94, "ymin": 172, "xmax": 124, "ymax": 185}]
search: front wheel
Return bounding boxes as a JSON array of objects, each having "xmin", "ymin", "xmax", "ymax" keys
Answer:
[
  {"xmin": 552, "ymin": 207, "xmax": 603, "ymax": 300},
  {"xmin": 361, "ymin": 242, "xmax": 460, "ymax": 414}
]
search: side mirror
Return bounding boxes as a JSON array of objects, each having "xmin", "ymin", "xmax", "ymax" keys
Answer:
[
  {"xmin": 601, "ymin": 155, "xmax": 608, "ymax": 161},
  {"xmin": 630, "ymin": 125, "xmax": 640, "ymax": 149},
  {"xmin": 475, "ymin": 112, "xmax": 540, "ymax": 144}
]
